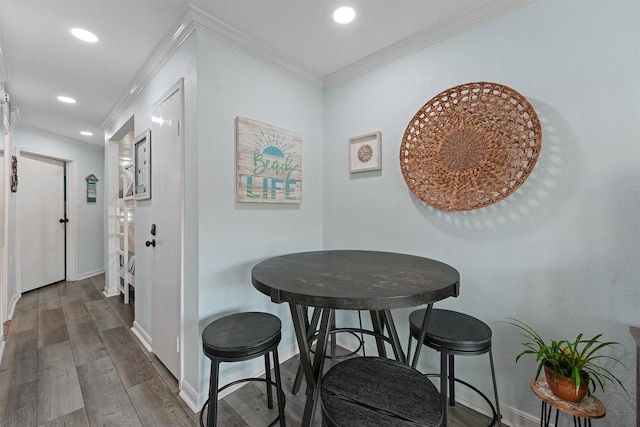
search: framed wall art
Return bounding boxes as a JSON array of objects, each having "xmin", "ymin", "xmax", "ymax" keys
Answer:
[
  {"xmin": 236, "ymin": 116, "xmax": 302, "ymax": 204},
  {"xmin": 85, "ymin": 174, "xmax": 98, "ymax": 203},
  {"xmin": 349, "ymin": 131, "xmax": 381, "ymax": 173},
  {"xmin": 134, "ymin": 129, "xmax": 151, "ymax": 200}
]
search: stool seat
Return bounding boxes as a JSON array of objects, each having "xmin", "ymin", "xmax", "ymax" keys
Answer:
[
  {"xmin": 408, "ymin": 308, "xmax": 502, "ymax": 427},
  {"xmin": 201, "ymin": 312, "xmax": 285, "ymax": 427},
  {"xmin": 409, "ymin": 309, "xmax": 491, "ymax": 353},
  {"xmin": 203, "ymin": 312, "xmax": 281, "ymax": 359},
  {"xmin": 321, "ymin": 357, "xmax": 443, "ymax": 427}
]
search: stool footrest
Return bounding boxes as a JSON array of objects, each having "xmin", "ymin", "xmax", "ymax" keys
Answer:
[
  {"xmin": 422, "ymin": 373, "xmax": 500, "ymax": 426},
  {"xmin": 200, "ymin": 377, "xmax": 287, "ymax": 427}
]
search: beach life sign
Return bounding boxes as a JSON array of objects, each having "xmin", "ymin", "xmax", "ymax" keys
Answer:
[{"xmin": 236, "ymin": 116, "xmax": 302, "ymax": 203}]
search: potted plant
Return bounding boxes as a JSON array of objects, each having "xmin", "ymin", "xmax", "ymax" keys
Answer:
[{"xmin": 507, "ymin": 318, "xmax": 627, "ymax": 402}]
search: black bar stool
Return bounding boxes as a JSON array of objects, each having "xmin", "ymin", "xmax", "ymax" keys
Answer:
[
  {"xmin": 321, "ymin": 357, "xmax": 443, "ymax": 427},
  {"xmin": 407, "ymin": 308, "xmax": 502, "ymax": 426},
  {"xmin": 201, "ymin": 312, "xmax": 286, "ymax": 427}
]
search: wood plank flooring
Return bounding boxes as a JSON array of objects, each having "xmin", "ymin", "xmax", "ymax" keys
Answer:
[{"xmin": 0, "ymin": 275, "xmax": 498, "ymax": 426}]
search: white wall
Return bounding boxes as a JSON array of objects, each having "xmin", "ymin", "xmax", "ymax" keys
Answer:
[
  {"xmin": 11, "ymin": 127, "xmax": 105, "ymax": 279},
  {"xmin": 194, "ymin": 31, "xmax": 324, "ymax": 399},
  {"xmin": 105, "ymin": 26, "xmax": 324, "ymax": 409},
  {"xmin": 323, "ymin": 1, "xmax": 639, "ymax": 425},
  {"xmin": 104, "ymin": 32, "xmax": 199, "ymax": 396}
]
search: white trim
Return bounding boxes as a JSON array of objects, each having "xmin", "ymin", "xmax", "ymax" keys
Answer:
[
  {"xmin": 7, "ymin": 291, "xmax": 18, "ymax": 319},
  {"xmin": 178, "ymin": 380, "xmax": 200, "ymax": 414},
  {"xmin": 0, "ymin": 339, "xmax": 5, "ymax": 368},
  {"xmin": 77, "ymin": 268, "xmax": 105, "ymax": 281},
  {"xmin": 100, "ymin": 0, "xmax": 535, "ymax": 136},
  {"xmin": 15, "ymin": 148, "xmax": 77, "ymax": 291},
  {"xmin": 101, "ymin": 9, "xmax": 195, "ymax": 134},
  {"xmin": 324, "ymin": 0, "xmax": 536, "ymax": 88},
  {"xmin": 65, "ymin": 160, "xmax": 77, "ymax": 281},
  {"xmin": 131, "ymin": 322, "xmax": 152, "ymax": 352},
  {"xmin": 189, "ymin": 5, "xmax": 323, "ymax": 89}
]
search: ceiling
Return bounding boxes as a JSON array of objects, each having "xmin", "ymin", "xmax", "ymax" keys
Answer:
[{"xmin": 0, "ymin": 0, "xmax": 533, "ymax": 147}]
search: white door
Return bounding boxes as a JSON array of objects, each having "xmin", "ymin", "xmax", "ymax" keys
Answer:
[
  {"xmin": 19, "ymin": 153, "xmax": 66, "ymax": 292},
  {"xmin": 149, "ymin": 81, "xmax": 183, "ymax": 378}
]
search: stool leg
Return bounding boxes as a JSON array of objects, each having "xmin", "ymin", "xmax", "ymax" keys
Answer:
[
  {"xmin": 449, "ymin": 353, "xmax": 456, "ymax": 407},
  {"xmin": 207, "ymin": 360, "xmax": 220, "ymax": 427},
  {"xmin": 330, "ymin": 311, "xmax": 336, "ymax": 363},
  {"xmin": 488, "ymin": 348, "xmax": 502, "ymax": 426},
  {"xmin": 265, "ymin": 354, "xmax": 273, "ymax": 409},
  {"xmin": 272, "ymin": 348, "xmax": 286, "ymax": 427},
  {"xmin": 440, "ymin": 350, "xmax": 448, "ymax": 427}
]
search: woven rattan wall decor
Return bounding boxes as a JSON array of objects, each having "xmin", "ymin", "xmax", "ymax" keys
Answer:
[{"xmin": 400, "ymin": 82, "xmax": 542, "ymax": 211}]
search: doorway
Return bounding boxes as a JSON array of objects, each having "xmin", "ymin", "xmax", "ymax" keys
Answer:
[
  {"xmin": 148, "ymin": 80, "xmax": 184, "ymax": 379},
  {"xmin": 18, "ymin": 152, "xmax": 66, "ymax": 292}
]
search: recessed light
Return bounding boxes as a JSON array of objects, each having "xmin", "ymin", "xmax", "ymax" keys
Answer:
[
  {"xmin": 57, "ymin": 96, "xmax": 76, "ymax": 104},
  {"xmin": 71, "ymin": 28, "xmax": 98, "ymax": 43},
  {"xmin": 333, "ymin": 6, "xmax": 355, "ymax": 24},
  {"xmin": 81, "ymin": 131, "xmax": 93, "ymax": 136}
]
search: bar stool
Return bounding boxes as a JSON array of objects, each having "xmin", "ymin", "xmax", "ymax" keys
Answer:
[
  {"xmin": 321, "ymin": 356, "xmax": 443, "ymax": 426},
  {"xmin": 407, "ymin": 308, "xmax": 502, "ymax": 427},
  {"xmin": 201, "ymin": 312, "xmax": 286, "ymax": 427}
]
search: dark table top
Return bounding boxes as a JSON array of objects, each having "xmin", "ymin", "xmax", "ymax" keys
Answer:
[{"xmin": 251, "ymin": 250, "xmax": 460, "ymax": 310}]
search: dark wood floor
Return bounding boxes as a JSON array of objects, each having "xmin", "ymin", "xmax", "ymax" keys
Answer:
[{"xmin": 0, "ymin": 275, "xmax": 497, "ymax": 426}]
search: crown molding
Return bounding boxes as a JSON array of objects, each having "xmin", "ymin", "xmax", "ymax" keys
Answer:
[
  {"xmin": 101, "ymin": 3, "xmax": 324, "ymax": 136},
  {"xmin": 188, "ymin": 4, "xmax": 324, "ymax": 89},
  {"xmin": 101, "ymin": 0, "xmax": 535, "ymax": 133},
  {"xmin": 101, "ymin": 5, "xmax": 197, "ymax": 135},
  {"xmin": 324, "ymin": 0, "xmax": 536, "ymax": 89}
]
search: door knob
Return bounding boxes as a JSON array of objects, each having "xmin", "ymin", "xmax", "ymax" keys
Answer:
[
  {"xmin": 145, "ymin": 239, "xmax": 156, "ymax": 247},
  {"xmin": 59, "ymin": 218, "xmax": 69, "ymax": 223}
]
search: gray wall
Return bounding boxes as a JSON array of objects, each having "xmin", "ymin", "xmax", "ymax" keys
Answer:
[{"xmin": 323, "ymin": 1, "xmax": 639, "ymax": 425}]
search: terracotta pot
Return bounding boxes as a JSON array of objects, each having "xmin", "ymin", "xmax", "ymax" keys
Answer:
[{"xmin": 543, "ymin": 364, "xmax": 588, "ymax": 403}]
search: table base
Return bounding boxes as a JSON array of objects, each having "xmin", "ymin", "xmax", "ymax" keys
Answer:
[{"xmin": 290, "ymin": 304, "xmax": 430, "ymax": 426}]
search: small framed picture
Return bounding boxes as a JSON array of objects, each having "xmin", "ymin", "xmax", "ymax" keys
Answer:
[
  {"xmin": 349, "ymin": 131, "xmax": 381, "ymax": 173},
  {"xmin": 134, "ymin": 129, "xmax": 151, "ymax": 200}
]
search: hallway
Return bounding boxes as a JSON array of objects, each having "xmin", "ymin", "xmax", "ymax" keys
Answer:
[{"xmin": 0, "ymin": 275, "xmax": 199, "ymax": 426}]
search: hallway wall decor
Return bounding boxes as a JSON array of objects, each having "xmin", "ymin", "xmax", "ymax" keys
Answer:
[
  {"xmin": 86, "ymin": 174, "xmax": 98, "ymax": 203},
  {"xmin": 11, "ymin": 155, "xmax": 17, "ymax": 192},
  {"xmin": 134, "ymin": 129, "xmax": 151, "ymax": 200}
]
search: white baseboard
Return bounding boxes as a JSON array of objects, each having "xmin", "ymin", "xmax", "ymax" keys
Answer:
[
  {"xmin": 131, "ymin": 321, "xmax": 152, "ymax": 352},
  {"xmin": 179, "ymin": 379, "xmax": 201, "ymax": 413},
  {"xmin": 0, "ymin": 339, "xmax": 5, "ymax": 367},
  {"xmin": 8, "ymin": 293, "xmax": 19, "ymax": 320},
  {"xmin": 77, "ymin": 268, "xmax": 105, "ymax": 281},
  {"xmin": 102, "ymin": 288, "xmax": 120, "ymax": 298}
]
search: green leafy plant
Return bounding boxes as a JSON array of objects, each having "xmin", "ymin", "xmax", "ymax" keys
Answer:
[{"xmin": 506, "ymin": 318, "xmax": 628, "ymax": 396}]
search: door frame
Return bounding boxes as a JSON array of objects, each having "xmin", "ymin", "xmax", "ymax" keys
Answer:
[
  {"xmin": 149, "ymin": 79, "xmax": 184, "ymax": 381},
  {"xmin": 15, "ymin": 148, "xmax": 77, "ymax": 293}
]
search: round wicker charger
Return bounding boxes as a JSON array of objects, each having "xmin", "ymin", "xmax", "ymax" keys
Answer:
[{"xmin": 400, "ymin": 82, "xmax": 542, "ymax": 211}]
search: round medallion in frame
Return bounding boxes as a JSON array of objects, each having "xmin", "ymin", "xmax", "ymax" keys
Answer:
[{"xmin": 400, "ymin": 82, "xmax": 542, "ymax": 211}]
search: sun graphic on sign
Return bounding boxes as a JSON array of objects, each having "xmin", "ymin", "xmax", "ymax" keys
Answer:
[{"xmin": 256, "ymin": 129, "xmax": 293, "ymax": 158}]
